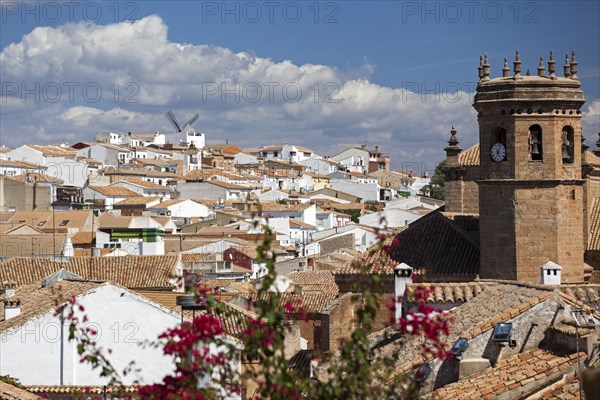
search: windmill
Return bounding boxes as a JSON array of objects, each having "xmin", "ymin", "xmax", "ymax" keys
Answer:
[{"xmin": 165, "ymin": 111, "xmax": 199, "ymax": 134}]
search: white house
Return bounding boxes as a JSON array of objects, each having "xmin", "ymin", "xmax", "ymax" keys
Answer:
[
  {"xmin": 0, "ymin": 280, "xmax": 184, "ymax": 385},
  {"xmin": 148, "ymin": 199, "xmax": 211, "ymax": 219},
  {"xmin": 281, "ymin": 144, "xmax": 315, "ymax": 163},
  {"xmin": 298, "ymin": 157, "xmax": 339, "ymax": 175},
  {"xmin": 6, "ymin": 145, "xmax": 89, "ymax": 187}
]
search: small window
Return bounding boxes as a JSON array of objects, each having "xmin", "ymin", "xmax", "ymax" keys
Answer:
[
  {"xmin": 492, "ymin": 322, "xmax": 513, "ymax": 342},
  {"xmin": 562, "ymin": 126, "xmax": 574, "ymax": 164},
  {"xmin": 38, "ymin": 221, "xmax": 46, "ymax": 227},
  {"xmin": 17, "ymin": 220, "xmax": 26, "ymax": 224},
  {"xmin": 59, "ymin": 219, "xmax": 69, "ymax": 226},
  {"xmin": 528, "ymin": 125, "xmax": 543, "ymax": 161}
]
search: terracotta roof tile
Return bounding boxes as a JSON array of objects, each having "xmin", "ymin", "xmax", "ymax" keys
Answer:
[
  {"xmin": 431, "ymin": 349, "xmax": 583, "ymax": 400},
  {"xmin": 88, "ymin": 185, "xmax": 140, "ymax": 197},
  {"xmin": 0, "ymin": 381, "xmax": 43, "ymax": 399},
  {"xmin": 588, "ymin": 198, "xmax": 600, "ymax": 251},
  {"xmin": 457, "ymin": 144, "xmax": 480, "ymax": 166},
  {"xmin": 0, "ymin": 280, "xmax": 102, "ymax": 333},
  {"xmin": 0, "ymin": 256, "xmax": 180, "ymax": 289}
]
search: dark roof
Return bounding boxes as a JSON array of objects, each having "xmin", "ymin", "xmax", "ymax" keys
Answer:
[{"xmin": 390, "ymin": 211, "xmax": 480, "ymax": 278}]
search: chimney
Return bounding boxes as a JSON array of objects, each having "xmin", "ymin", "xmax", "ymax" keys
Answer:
[
  {"xmin": 3, "ymin": 280, "xmax": 16, "ymax": 298},
  {"xmin": 394, "ymin": 263, "xmax": 413, "ymax": 323},
  {"xmin": 361, "ymin": 144, "xmax": 367, "ymax": 150},
  {"xmin": 540, "ymin": 261, "xmax": 562, "ymax": 285},
  {"xmin": 3, "ymin": 281, "xmax": 20, "ymax": 320}
]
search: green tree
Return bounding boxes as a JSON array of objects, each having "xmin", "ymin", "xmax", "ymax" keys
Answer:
[{"xmin": 420, "ymin": 161, "xmax": 445, "ymax": 200}]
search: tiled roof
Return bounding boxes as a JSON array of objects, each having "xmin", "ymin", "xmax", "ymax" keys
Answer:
[
  {"xmin": 289, "ymin": 219, "xmax": 316, "ymax": 229},
  {"xmin": 406, "ymin": 282, "xmax": 487, "ymax": 304},
  {"xmin": 457, "ymin": 143, "xmax": 480, "ymax": 166},
  {"xmin": 148, "ymin": 199, "xmax": 186, "ymax": 208},
  {"xmin": 26, "ymin": 386, "xmax": 137, "ymax": 396},
  {"xmin": 6, "ymin": 173, "xmax": 64, "ymax": 184},
  {"xmin": 114, "ymin": 179, "xmax": 172, "ymax": 190},
  {"xmin": 558, "ymin": 284, "xmax": 600, "ymax": 306},
  {"xmin": 534, "ymin": 372, "xmax": 580, "ymax": 399},
  {"xmin": 430, "ymin": 349, "xmax": 583, "ymax": 400},
  {"xmin": 27, "ymin": 144, "xmax": 77, "ymax": 157},
  {"xmin": 371, "ymin": 283, "xmax": 554, "ymax": 375},
  {"xmin": 0, "ymin": 381, "xmax": 43, "ymax": 399},
  {"xmin": 390, "ymin": 211, "xmax": 480, "ymax": 277},
  {"xmin": 233, "ymin": 292, "xmax": 337, "ymax": 314},
  {"xmin": 87, "ymin": 185, "xmax": 140, "ymax": 197},
  {"xmin": 181, "ymin": 253, "xmax": 212, "ymax": 263},
  {"xmin": 114, "ymin": 196, "xmax": 162, "ymax": 206},
  {"xmin": 4, "ymin": 210, "xmax": 92, "ymax": 231},
  {"xmin": 0, "ymin": 256, "xmax": 180, "ymax": 289},
  {"xmin": 288, "ymin": 271, "xmax": 336, "ymax": 285},
  {"xmin": 332, "ymin": 243, "xmax": 397, "ymax": 275},
  {"xmin": 0, "ymin": 234, "xmax": 67, "ymax": 258},
  {"xmin": 588, "ymin": 197, "xmax": 600, "ymax": 250},
  {"xmin": 288, "ymin": 271, "xmax": 339, "ymax": 295},
  {"xmin": 0, "ymin": 280, "xmax": 101, "ymax": 333}
]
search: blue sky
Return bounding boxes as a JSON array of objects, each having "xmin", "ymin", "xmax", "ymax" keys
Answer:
[{"xmin": 1, "ymin": 1, "xmax": 599, "ymax": 171}]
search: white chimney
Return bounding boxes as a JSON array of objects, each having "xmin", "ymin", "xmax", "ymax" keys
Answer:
[
  {"xmin": 4, "ymin": 298, "xmax": 21, "ymax": 320},
  {"xmin": 541, "ymin": 261, "xmax": 562, "ymax": 285},
  {"xmin": 394, "ymin": 263, "xmax": 413, "ymax": 323},
  {"xmin": 3, "ymin": 280, "xmax": 16, "ymax": 298}
]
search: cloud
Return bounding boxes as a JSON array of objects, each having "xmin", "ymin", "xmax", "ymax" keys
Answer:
[{"xmin": 2, "ymin": 15, "xmax": 596, "ymax": 171}]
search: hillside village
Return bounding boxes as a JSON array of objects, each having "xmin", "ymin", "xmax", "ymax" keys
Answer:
[{"xmin": 1, "ymin": 53, "xmax": 600, "ymax": 399}]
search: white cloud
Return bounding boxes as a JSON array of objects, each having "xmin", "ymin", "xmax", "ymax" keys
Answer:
[{"xmin": 3, "ymin": 15, "xmax": 595, "ymax": 170}]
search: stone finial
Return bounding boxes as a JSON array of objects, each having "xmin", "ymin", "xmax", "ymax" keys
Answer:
[
  {"xmin": 444, "ymin": 126, "xmax": 462, "ymax": 162},
  {"xmin": 564, "ymin": 53, "xmax": 571, "ymax": 78},
  {"xmin": 570, "ymin": 50, "xmax": 578, "ymax": 79},
  {"xmin": 594, "ymin": 133, "xmax": 600, "ymax": 157},
  {"xmin": 448, "ymin": 126, "xmax": 459, "ymax": 146},
  {"xmin": 502, "ymin": 57, "xmax": 510, "ymax": 77},
  {"xmin": 548, "ymin": 50, "xmax": 556, "ymax": 79},
  {"xmin": 513, "ymin": 50, "xmax": 522, "ymax": 79},
  {"xmin": 478, "ymin": 55, "xmax": 484, "ymax": 81},
  {"xmin": 481, "ymin": 53, "xmax": 490, "ymax": 82},
  {"xmin": 537, "ymin": 56, "xmax": 546, "ymax": 77}
]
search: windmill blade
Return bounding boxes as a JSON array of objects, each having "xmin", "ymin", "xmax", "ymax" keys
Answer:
[
  {"xmin": 182, "ymin": 113, "xmax": 199, "ymax": 131},
  {"xmin": 165, "ymin": 111, "xmax": 182, "ymax": 132}
]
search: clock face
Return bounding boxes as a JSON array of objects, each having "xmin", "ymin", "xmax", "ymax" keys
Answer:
[{"xmin": 491, "ymin": 143, "xmax": 506, "ymax": 162}]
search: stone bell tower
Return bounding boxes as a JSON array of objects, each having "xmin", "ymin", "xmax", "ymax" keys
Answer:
[{"xmin": 474, "ymin": 50, "xmax": 586, "ymax": 282}]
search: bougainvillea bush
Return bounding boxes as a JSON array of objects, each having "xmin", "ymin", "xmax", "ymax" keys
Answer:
[{"xmin": 55, "ymin": 224, "xmax": 450, "ymax": 399}]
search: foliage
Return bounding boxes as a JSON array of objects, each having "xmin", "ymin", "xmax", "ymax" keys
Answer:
[
  {"xmin": 419, "ymin": 161, "xmax": 445, "ymax": 200},
  {"xmin": 54, "ymin": 212, "xmax": 451, "ymax": 399}
]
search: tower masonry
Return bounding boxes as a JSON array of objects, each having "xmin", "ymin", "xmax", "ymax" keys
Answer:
[{"xmin": 474, "ymin": 50, "xmax": 585, "ymax": 282}]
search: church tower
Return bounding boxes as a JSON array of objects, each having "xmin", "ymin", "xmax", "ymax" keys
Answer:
[{"xmin": 474, "ymin": 51, "xmax": 586, "ymax": 282}]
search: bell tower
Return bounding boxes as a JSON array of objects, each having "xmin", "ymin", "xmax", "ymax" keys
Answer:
[{"xmin": 474, "ymin": 50, "xmax": 586, "ymax": 282}]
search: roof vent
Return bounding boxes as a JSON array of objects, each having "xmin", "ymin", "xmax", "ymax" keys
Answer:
[{"xmin": 42, "ymin": 268, "xmax": 83, "ymax": 288}]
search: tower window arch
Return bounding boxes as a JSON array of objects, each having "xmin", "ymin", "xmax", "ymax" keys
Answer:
[
  {"xmin": 562, "ymin": 126, "xmax": 574, "ymax": 164},
  {"xmin": 528, "ymin": 125, "xmax": 543, "ymax": 161}
]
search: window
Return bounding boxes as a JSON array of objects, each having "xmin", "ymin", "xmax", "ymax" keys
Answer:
[
  {"xmin": 37, "ymin": 221, "xmax": 46, "ymax": 227},
  {"xmin": 492, "ymin": 322, "xmax": 513, "ymax": 342},
  {"xmin": 562, "ymin": 126, "xmax": 574, "ymax": 164},
  {"xmin": 59, "ymin": 219, "xmax": 69, "ymax": 226},
  {"xmin": 528, "ymin": 125, "xmax": 543, "ymax": 161}
]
